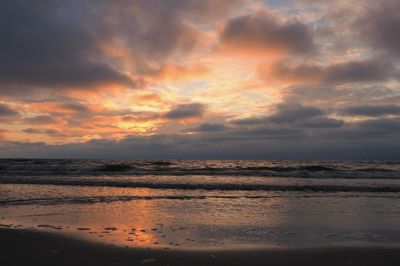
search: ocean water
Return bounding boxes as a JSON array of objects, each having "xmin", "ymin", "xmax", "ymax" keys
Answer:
[{"xmin": 1, "ymin": 159, "xmax": 400, "ymax": 249}]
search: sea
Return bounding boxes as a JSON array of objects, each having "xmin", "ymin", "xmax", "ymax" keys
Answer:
[{"xmin": 1, "ymin": 159, "xmax": 400, "ymax": 249}]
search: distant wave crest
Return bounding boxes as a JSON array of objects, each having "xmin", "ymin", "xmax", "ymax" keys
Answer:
[{"xmin": 0, "ymin": 159, "xmax": 399, "ymax": 179}]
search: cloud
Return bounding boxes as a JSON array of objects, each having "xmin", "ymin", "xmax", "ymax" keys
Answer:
[
  {"xmin": 220, "ymin": 11, "xmax": 315, "ymax": 55},
  {"xmin": 164, "ymin": 103, "xmax": 206, "ymax": 120},
  {"xmin": 99, "ymin": 0, "xmax": 241, "ymax": 78},
  {"xmin": 2, "ymin": 122, "xmax": 400, "ymax": 159},
  {"xmin": 358, "ymin": 118, "xmax": 400, "ymax": 132},
  {"xmin": 144, "ymin": 63, "xmax": 209, "ymax": 83},
  {"xmin": 268, "ymin": 103, "xmax": 325, "ymax": 123},
  {"xmin": 131, "ymin": 93, "xmax": 163, "ymax": 104},
  {"xmin": 57, "ymin": 103, "xmax": 91, "ymax": 114},
  {"xmin": 121, "ymin": 112, "xmax": 161, "ymax": 123},
  {"xmin": 234, "ymin": 103, "xmax": 327, "ymax": 126},
  {"xmin": 231, "ymin": 103, "xmax": 344, "ymax": 135},
  {"xmin": 0, "ymin": 129, "xmax": 9, "ymax": 140},
  {"xmin": 193, "ymin": 123, "xmax": 227, "ymax": 132},
  {"xmin": 0, "ymin": 0, "xmax": 133, "ymax": 91},
  {"xmin": 356, "ymin": 0, "xmax": 400, "ymax": 55},
  {"xmin": 340, "ymin": 105, "xmax": 400, "ymax": 117},
  {"xmin": 265, "ymin": 58, "xmax": 396, "ymax": 85},
  {"xmin": 24, "ymin": 115, "xmax": 58, "ymax": 125},
  {"xmin": 0, "ymin": 103, "xmax": 19, "ymax": 116},
  {"xmin": 1, "ymin": 0, "xmax": 400, "ymax": 160},
  {"xmin": 295, "ymin": 117, "xmax": 344, "ymax": 128},
  {"xmin": 22, "ymin": 128, "xmax": 67, "ymax": 137},
  {"xmin": 0, "ymin": 0, "xmax": 240, "ymax": 93}
]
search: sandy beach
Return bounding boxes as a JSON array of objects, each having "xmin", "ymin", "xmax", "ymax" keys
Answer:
[{"xmin": 2, "ymin": 228, "xmax": 400, "ymax": 266}]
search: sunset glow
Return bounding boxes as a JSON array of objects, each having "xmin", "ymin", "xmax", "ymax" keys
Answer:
[{"xmin": 1, "ymin": 0, "xmax": 400, "ymax": 159}]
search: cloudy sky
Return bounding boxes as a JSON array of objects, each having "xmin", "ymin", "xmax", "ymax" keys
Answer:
[{"xmin": 1, "ymin": 0, "xmax": 400, "ymax": 159}]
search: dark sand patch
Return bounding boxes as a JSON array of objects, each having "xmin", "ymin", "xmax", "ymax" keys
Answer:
[{"xmin": 2, "ymin": 228, "xmax": 400, "ymax": 266}]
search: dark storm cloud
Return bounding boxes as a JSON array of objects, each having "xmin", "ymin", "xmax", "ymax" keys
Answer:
[
  {"xmin": 269, "ymin": 58, "xmax": 396, "ymax": 84},
  {"xmin": 0, "ymin": 104, "xmax": 19, "ymax": 116},
  {"xmin": 165, "ymin": 103, "xmax": 206, "ymax": 120},
  {"xmin": 340, "ymin": 105, "xmax": 400, "ymax": 117},
  {"xmin": 221, "ymin": 11, "xmax": 315, "ymax": 54},
  {"xmin": 0, "ymin": 0, "xmax": 133, "ymax": 90}
]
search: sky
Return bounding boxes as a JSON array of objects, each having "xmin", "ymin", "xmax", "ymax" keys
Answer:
[{"xmin": 0, "ymin": 0, "xmax": 400, "ymax": 159}]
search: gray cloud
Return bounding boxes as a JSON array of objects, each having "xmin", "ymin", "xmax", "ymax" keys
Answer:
[
  {"xmin": 99, "ymin": 0, "xmax": 241, "ymax": 76},
  {"xmin": 194, "ymin": 123, "xmax": 227, "ymax": 132},
  {"xmin": 59, "ymin": 103, "xmax": 91, "ymax": 113},
  {"xmin": 22, "ymin": 128, "xmax": 67, "ymax": 137},
  {"xmin": 233, "ymin": 104, "xmax": 328, "ymax": 126},
  {"xmin": 24, "ymin": 115, "xmax": 57, "ymax": 125},
  {"xmin": 358, "ymin": 118, "xmax": 400, "ymax": 132},
  {"xmin": 0, "ymin": 0, "xmax": 240, "ymax": 93},
  {"xmin": 2, "ymin": 121, "xmax": 400, "ymax": 159},
  {"xmin": 1, "ymin": 1, "xmax": 400, "ymax": 161},
  {"xmin": 269, "ymin": 58, "xmax": 396, "ymax": 85},
  {"xmin": 295, "ymin": 117, "xmax": 344, "ymax": 128},
  {"xmin": 0, "ymin": 0, "xmax": 133, "ymax": 90},
  {"xmin": 357, "ymin": 0, "xmax": 400, "ymax": 55},
  {"xmin": 165, "ymin": 103, "xmax": 206, "ymax": 120},
  {"xmin": 1, "ymin": 102, "xmax": 399, "ymax": 160},
  {"xmin": 221, "ymin": 11, "xmax": 315, "ymax": 54},
  {"xmin": 0, "ymin": 104, "xmax": 19, "ymax": 116},
  {"xmin": 340, "ymin": 105, "xmax": 400, "ymax": 117},
  {"xmin": 268, "ymin": 103, "xmax": 325, "ymax": 124}
]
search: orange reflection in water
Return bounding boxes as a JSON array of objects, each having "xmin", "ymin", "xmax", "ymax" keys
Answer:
[{"xmin": 82, "ymin": 188, "xmax": 166, "ymax": 248}]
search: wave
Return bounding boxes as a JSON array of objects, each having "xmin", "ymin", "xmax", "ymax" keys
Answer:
[
  {"xmin": 1, "ymin": 159, "xmax": 400, "ymax": 179},
  {"xmin": 0, "ymin": 195, "xmax": 210, "ymax": 206},
  {"xmin": 96, "ymin": 164, "xmax": 136, "ymax": 172},
  {"xmin": 1, "ymin": 193, "xmax": 399, "ymax": 206},
  {"xmin": 1, "ymin": 177, "xmax": 400, "ymax": 193}
]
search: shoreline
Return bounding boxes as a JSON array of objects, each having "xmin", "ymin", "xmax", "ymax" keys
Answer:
[{"xmin": 2, "ymin": 228, "xmax": 400, "ymax": 266}]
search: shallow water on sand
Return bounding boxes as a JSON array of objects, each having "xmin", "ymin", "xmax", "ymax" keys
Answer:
[
  {"xmin": 1, "ymin": 160, "xmax": 400, "ymax": 250},
  {"xmin": 1, "ymin": 184, "xmax": 400, "ymax": 249}
]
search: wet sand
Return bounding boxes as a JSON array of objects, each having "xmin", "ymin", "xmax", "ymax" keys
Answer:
[{"xmin": 2, "ymin": 228, "xmax": 400, "ymax": 266}]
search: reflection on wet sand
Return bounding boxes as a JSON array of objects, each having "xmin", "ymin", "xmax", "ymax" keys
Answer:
[{"xmin": 1, "ymin": 183, "xmax": 400, "ymax": 250}]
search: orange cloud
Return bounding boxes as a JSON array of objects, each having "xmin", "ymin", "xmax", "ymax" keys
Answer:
[
  {"xmin": 131, "ymin": 93, "xmax": 163, "ymax": 104},
  {"xmin": 144, "ymin": 63, "xmax": 209, "ymax": 83},
  {"xmin": 0, "ymin": 129, "xmax": 9, "ymax": 140}
]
